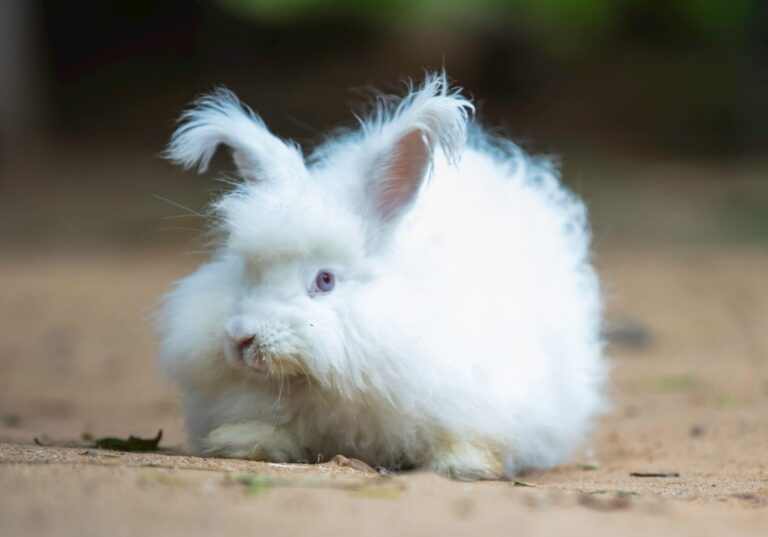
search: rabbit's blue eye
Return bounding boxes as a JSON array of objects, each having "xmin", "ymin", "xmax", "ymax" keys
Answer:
[{"xmin": 313, "ymin": 270, "xmax": 335, "ymax": 294}]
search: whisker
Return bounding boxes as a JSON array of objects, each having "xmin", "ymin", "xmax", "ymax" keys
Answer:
[
  {"xmin": 162, "ymin": 214, "xmax": 204, "ymax": 221},
  {"xmin": 152, "ymin": 194, "xmax": 206, "ymax": 217},
  {"xmin": 270, "ymin": 362, "xmax": 286, "ymax": 430},
  {"xmin": 143, "ymin": 227, "xmax": 207, "ymax": 234},
  {"xmin": 296, "ymin": 361, "xmax": 333, "ymax": 414}
]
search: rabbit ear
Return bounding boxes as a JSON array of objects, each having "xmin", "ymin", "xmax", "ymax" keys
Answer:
[
  {"xmin": 166, "ymin": 88, "xmax": 306, "ymax": 183},
  {"xmin": 362, "ymin": 73, "xmax": 473, "ymax": 225},
  {"xmin": 368, "ymin": 128, "xmax": 432, "ymax": 223}
]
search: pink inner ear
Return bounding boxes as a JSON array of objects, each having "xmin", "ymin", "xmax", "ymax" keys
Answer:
[
  {"xmin": 232, "ymin": 148, "xmax": 262, "ymax": 182},
  {"xmin": 375, "ymin": 129, "xmax": 431, "ymax": 222}
]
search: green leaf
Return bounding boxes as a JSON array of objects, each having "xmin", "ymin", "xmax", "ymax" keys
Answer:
[{"xmin": 93, "ymin": 430, "xmax": 163, "ymax": 452}]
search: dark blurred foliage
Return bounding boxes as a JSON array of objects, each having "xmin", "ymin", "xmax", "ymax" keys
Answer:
[
  {"xmin": 3, "ymin": 0, "xmax": 767, "ymax": 159},
  {"xmin": 1, "ymin": 1, "xmax": 767, "ymax": 252}
]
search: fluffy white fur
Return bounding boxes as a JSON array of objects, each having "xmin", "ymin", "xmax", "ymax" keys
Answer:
[{"xmin": 158, "ymin": 73, "xmax": 605, "ymax": 480}]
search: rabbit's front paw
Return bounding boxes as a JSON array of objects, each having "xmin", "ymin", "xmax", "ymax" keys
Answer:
[
  {"xmin": 426, "ymin": 436, "xmax": 505, "ymax": 481},
  {"xmin": 202, "ymin": 421, "xmax": 302, "ymax": 462}
]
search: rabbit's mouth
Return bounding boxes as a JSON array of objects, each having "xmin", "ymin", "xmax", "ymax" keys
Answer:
[
  {"xmin": 223, "ymin": 318, "xmax": 308, "ymax": 377},
  {"xmin": 226, "ymin": 339, "xmax": 307, "ymax": 378}
]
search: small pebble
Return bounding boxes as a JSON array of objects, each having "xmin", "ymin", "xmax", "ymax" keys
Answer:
[
  {"xmin": 2, "ymin": 413, "xmax": 22, "ymax": 428},
  {"xmin": 689, "ymin": 424, "xmax": 708, "ymax": 437}
]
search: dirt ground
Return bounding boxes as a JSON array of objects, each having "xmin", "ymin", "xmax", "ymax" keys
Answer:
[
  {"xmin": 0, "ymin": 149, "xmax": 767, "ymax": 537},
  {"xmin": 0, "ymin": 244, "xmax": 766, "ymax": 536}
]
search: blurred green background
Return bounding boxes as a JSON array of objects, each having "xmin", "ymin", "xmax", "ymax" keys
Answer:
[{"xmin": 1, "ymin": 0, "xmax": 767, "ymax": 252}]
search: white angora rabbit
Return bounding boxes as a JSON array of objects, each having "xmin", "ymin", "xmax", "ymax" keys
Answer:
[{"xmin": 159, "ymin": 73, "xmax": 605, "ymax": 480}]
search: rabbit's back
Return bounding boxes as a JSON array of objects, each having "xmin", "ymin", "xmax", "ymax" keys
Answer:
[{"xmin": 382, "ymin": 140, "xmax": 604, "ymax": 469}]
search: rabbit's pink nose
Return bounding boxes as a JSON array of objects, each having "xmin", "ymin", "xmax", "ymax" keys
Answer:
[{"xmin": 235, "ymin": 335, "xmax": 255, "ymax": 352}]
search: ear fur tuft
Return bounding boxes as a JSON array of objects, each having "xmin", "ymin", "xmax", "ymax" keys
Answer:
[
  {"xmin": 165, "ymin": 88, "xmax": 305, "ymax": 182},
  {"xmin": 364, "ymin": 72, "xmax": 474, "ymax": 166}
]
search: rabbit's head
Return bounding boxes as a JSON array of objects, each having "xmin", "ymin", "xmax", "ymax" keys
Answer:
[{"xmin": 161, "ymin": 74, "xmax": 473, "ymax": 392}]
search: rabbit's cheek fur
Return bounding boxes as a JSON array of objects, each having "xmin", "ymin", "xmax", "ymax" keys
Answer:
[{"xmin": 221, "ymin": 290, "xmax": 350, "ymax": 383}]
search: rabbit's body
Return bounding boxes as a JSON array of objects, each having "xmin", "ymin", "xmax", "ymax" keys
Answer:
[{"xmin": 159, "ymin": 74, "xmax": 605, "ymax": 480}]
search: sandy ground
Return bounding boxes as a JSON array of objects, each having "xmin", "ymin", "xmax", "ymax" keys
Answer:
[{"xmin": 1, "ymin": 245, "xmax": 767, "ymax": 536}]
